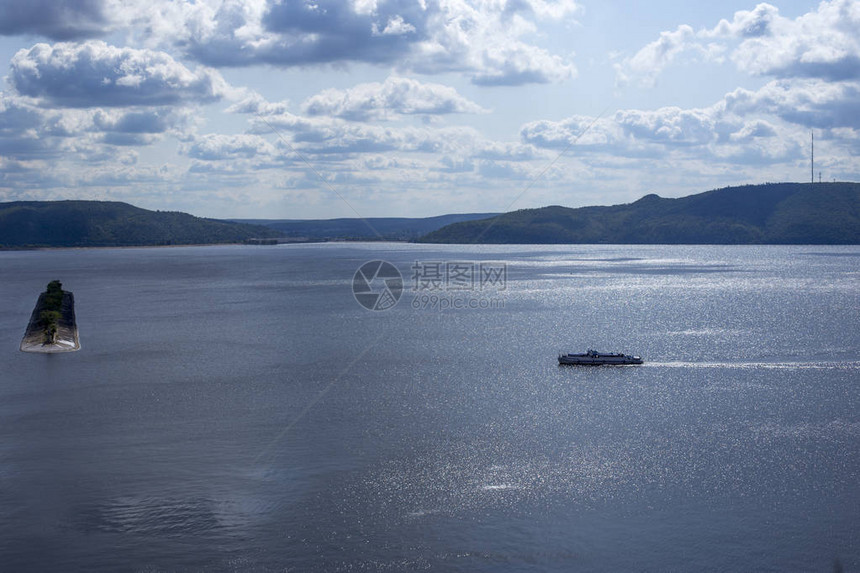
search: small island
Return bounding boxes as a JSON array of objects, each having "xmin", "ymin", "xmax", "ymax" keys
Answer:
[{"xmin": 20, "ymin": 280, "xmax": 80, "ymax": 353}]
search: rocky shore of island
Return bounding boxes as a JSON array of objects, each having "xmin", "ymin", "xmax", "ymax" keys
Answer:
[{"xmin": 20, "ymin": 281, "xmax": 80, "ymax": 353}]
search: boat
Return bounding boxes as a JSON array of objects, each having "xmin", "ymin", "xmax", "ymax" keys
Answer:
[{"xmin": 558, "ymin": 349, "xmax": 643, "ymax": 365}]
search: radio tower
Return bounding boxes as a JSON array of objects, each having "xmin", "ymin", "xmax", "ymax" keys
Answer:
[{"xmin": 811, "ymin": 130, "xmax": 814, "ymax": 184}]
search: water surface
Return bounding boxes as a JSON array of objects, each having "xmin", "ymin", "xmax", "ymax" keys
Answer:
[{"xmin": 0, "ymin": 244, "xmax": 857, "ymax": 571}]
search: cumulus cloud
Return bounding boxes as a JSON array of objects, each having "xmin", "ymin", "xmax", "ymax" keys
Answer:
[
  {"xmin": 254, "ymin": 0, "xmax": 423, "ymax": 66},
  {"xmin": 0, "ymin": 88, "xmax": 197, "ymax": 165},
  {"xmin": 524, "ymin": 0, "xmax": 580, "ymax": 20},
  {"xmin": 401, "ymin": 0, "xmax": 577, "ymax": 84},
  {"xmin": 435, "ymin": 155, "xmax": 475, "ymax": 173},
  {"xmin": 617, "ymin": 0, "xmax": 860, "ymax": 86},
  {"xmin": 477, "ymin": 159, "xmax": 534, "ymax": 180},
  {"xmin": 0, "ymin": 93, "xmax": 43, "ymax": 137},
  {"xmin": 373, "ymin": 14, "xmax": 416, "ymax": 36},
  {"xmin": 301, "ymin": 76, "xmax": 486, "ymax": 121},
  {"xmin": 138, "ymin": 0, "xmax": 577, "ymax": 86},
  {"xmin": 520, "ymin": 75, "xmax": 860, "ymax": 171},
  {"xmin": 0, "ymin": 0, "xmax": 581, "ymax": 89},
  {"xmin": 0, "ymin": 92, "xmax": 50, "ymax": 159},
  {"xmin": 252, "ymin": 109, "xmax": 483, "ymax": 155},
  {"xmin": 726, "ymin": 0, "xmax": 860, "ymax": 80},
  {"xmin": 0, "ymin": 92, "xmax": 91, "ymax": 159},
  {"xmin": 225, "ymin": 92, "xmax": 290, "ymax": 115},
  {"xmin": 6, "ymin": 0, "xmax": 855, "ymax": 216},
  {"xmin": 0, "ymin": 0, "xmax": 112, "ymax": 40},
  {"xmin": 183, "ymin": 133, "xmax": 277, "ymax": 161},
  {"xmin": 9, "ymin": 41, "xmax": 230, "ymax": 108},
  {"xmin": 92, "ymin": 108, "xmax": 192, "ymax": 135},
  {"xmin": 520, "ymin": 115, "xmax": 622, "ymax": 150},
  {"xmin": 522, "ymin": 104, "xmax": 751, "ymax": 159},
  {"xmin": 705, "ymin": 3, "xmax": 780, "ymax": 39},
  {"xmin": 728, "ymin": 119, "xmax": 777, "ymax": 142},
  {"xmin": 473, "ymin": 141, "xmax": 541, "ymax": 161},
  {"xmin": 614, "ymin": 106, "xmax": 725, "ymax": 146},
  {"xmin": 469, "ymin": 42, "xmax": 574, "ymax": 86},
  {"xmin": 614, "ymin": 25, "xmax": 698, "ymax": 87},
  {"xmin": 725, "ymin": 79, "xmax": 860, "ymax": 129}
]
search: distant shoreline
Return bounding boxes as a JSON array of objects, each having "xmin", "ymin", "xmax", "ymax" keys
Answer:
[
  {"xmin": 0, "ymin": 241, "xmax": 326, "ymax": 252},
  {"xmin": 0, "ymin": 239, "xmax": 419, "ymax": 252},
  {"xmin": 3, "ymin": 241, "xmax": 858, "ymax": 253}
]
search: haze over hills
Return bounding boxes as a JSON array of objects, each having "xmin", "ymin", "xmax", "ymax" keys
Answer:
[
  {"xmin": 419, "ymin": 183, "xmax": 860, "ymax": 244},
  {"xmin": 232, "ymin": 213, "xmax": 499, "ymax": 241},
  {"xmin": 0, "ymin": 201, "xmax": 496, "ymax": 247},
  {"xmin": 0, "ymin": 201, "xmax": 282, "ymax": 248}
]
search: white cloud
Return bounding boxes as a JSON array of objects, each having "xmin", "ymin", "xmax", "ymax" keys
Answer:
[
  {"xmin": 705, "ymin": 3, "xmax": 780, "ymax": 39},
  {"xmin": 524, "ymin": 0, "xmax": 580, "ymax": 20},
  {"xmin": 728, "ymin": 119, "xmax": 777, "ymax": 142},
  {"xmin": 520, "ymin": 115, "xmax": 622, "ymax": 151},
  {"xmin": 470, "ymin": 41, "xmax": 574, "ymax": 86},
  {"xmin": 403, "ymin": 0, "xmax": 577, "ymax": 85},
  {"xmin": 727, "ymin": 0, "xmax": 860, "ymax": 80},
  {"xmin": 225, "ymin": 92, "xmax": 290, "ymax": 115},
  {"xmin": 301, "ymin": 76, "xmax": 486, "ymax": 121},
  {"xmin": 0, "ymin": 92, "xmax": 92, "ymax": 159},
  {"xmin": 131, "ymin": 0, "xmax": 578, "ymax": 86},
  {"xmin": 473, "ymin": 141, "xmax": 541, "ymax": 161},
  {"xmin": 477, "ymin": 159, "xmax": 534, "ymax": 180},
  {"xmin": 1, "ymin": 0, "xmax": 856, "ymax": 217},
  {"xmin": 92, "ymin": 108, "xmax": 193, "ymax": 135},
  {"xmin": 725, "ymin": 79, "xmax": 860, "ymax": 129},
  {"xmin": 0, "ymin": 86, "xmax": 197, "ymax": 167},
  {"xmin": 614, "ymin": 25, "xmax": 698, "ymax": 87},
  {"xmin": 251, "ymin": 109, "xmax": 483, "ymax": 156},
  {"xmin": 0, "ymin": 0, "xmax": 113, "ymax": 40},
  {"xmin": 9, "ymin": 41, "xmax": 231, "ymax": 108},
  {"xmin": 614, "ymin": 106, "xmax": 725, "ymax": 146},
  {"xmin": 520, "ymin": 104, "xmax": 744, "ymax": 161},
  {"xmin": 519, "ymin": 76, "xmax": 860, "ymax": 176},
  {"xmin": 373, "ymin": 14, "xmax": 416, "ymax": 36},
  {"xmin": 0, "ymin": 0, "xmax": 581, "ymax": 89},
  {"xmin": 0, "ymin": 92, "xmax": 43, "ymax": 137},
  {"xmin": 617, "ymin": 0, "xmax": 860, "ymax": 86},
  {"xmin": 435, "ymin": 155, "xmax": 475, "ymax": 173},
  {"xmin": 183, "ymin": 133, "xmax": 277, "ymax": 161}
]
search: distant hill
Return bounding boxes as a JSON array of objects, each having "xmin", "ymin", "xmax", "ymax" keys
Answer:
[
  {"xmin": 419, "ymin": 182, "xmax": 860, "ymax": 244},
  {"xmin": 0, "ymin": 201, "xmax": 282, "ymax": 248},
  {"xmin": 232, "ymin": 213, "xmax": 498, "ymax": 241}
]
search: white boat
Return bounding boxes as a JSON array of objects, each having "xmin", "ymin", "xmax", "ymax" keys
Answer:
[{"xmin": 558, "ymin": 349, "xmax": 643, "ymax": 365}]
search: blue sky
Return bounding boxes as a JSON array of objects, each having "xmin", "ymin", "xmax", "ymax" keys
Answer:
[{"xmin": 0, "ymin": 0, "xmax": 857, "ymax": 218}]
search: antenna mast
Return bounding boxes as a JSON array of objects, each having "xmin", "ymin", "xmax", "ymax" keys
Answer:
[{"xmin": 811, "ymin": 130, "xmax": 814, "ymax": 184}]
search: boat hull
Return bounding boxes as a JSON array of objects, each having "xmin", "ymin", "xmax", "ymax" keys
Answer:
[{"xmin": 558, "ymin": 351, "xmax": 643, "ymax": 365}]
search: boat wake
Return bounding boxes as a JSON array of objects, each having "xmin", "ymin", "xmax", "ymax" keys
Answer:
[{"xmin": 646, "ymin": 360, "xmax": 860, "ymax": 370}]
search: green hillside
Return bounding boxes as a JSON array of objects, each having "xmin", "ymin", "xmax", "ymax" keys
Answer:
[
  {"xmin": 419, "ymin": 182, "xmax": 860, "ymax": 244},
  {"xmin": 232, "ymin": 212, "xmax": 498, "ymax": 241},
  {"xmin": 0, "ymin": 200, "xmax": 282, "ymax": 248}
]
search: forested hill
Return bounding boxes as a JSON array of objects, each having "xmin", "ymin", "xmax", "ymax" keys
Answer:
[
  {"xmin": 0, "ymin": 201, "xmax": 282, "ymax": 247},
  {"xmin": 233, "ymin": 212, "xmax": 498, "ymax": 241},
  {"xmin": 419, "ymin": 182, "xmax": 860, "ymax": 244}
]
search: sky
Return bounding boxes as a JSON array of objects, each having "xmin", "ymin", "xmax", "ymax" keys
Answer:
[{"xmin": 0, "ymin": 0, "xmax": 858, "ymax": 219}]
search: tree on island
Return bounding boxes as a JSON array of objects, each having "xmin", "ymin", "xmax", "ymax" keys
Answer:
[{"xmin": 40, "ymin": 280, "xmax": 64, "ymax": 344}]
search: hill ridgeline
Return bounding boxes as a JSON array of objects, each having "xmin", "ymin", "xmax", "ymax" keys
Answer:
[
  {"xmin": 0, "ymin": 200, "xmax": 282, "ymax": 248},
  {"xmin": 418, "ymin": 182, "xmax": 860, "ymax": 244}
]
